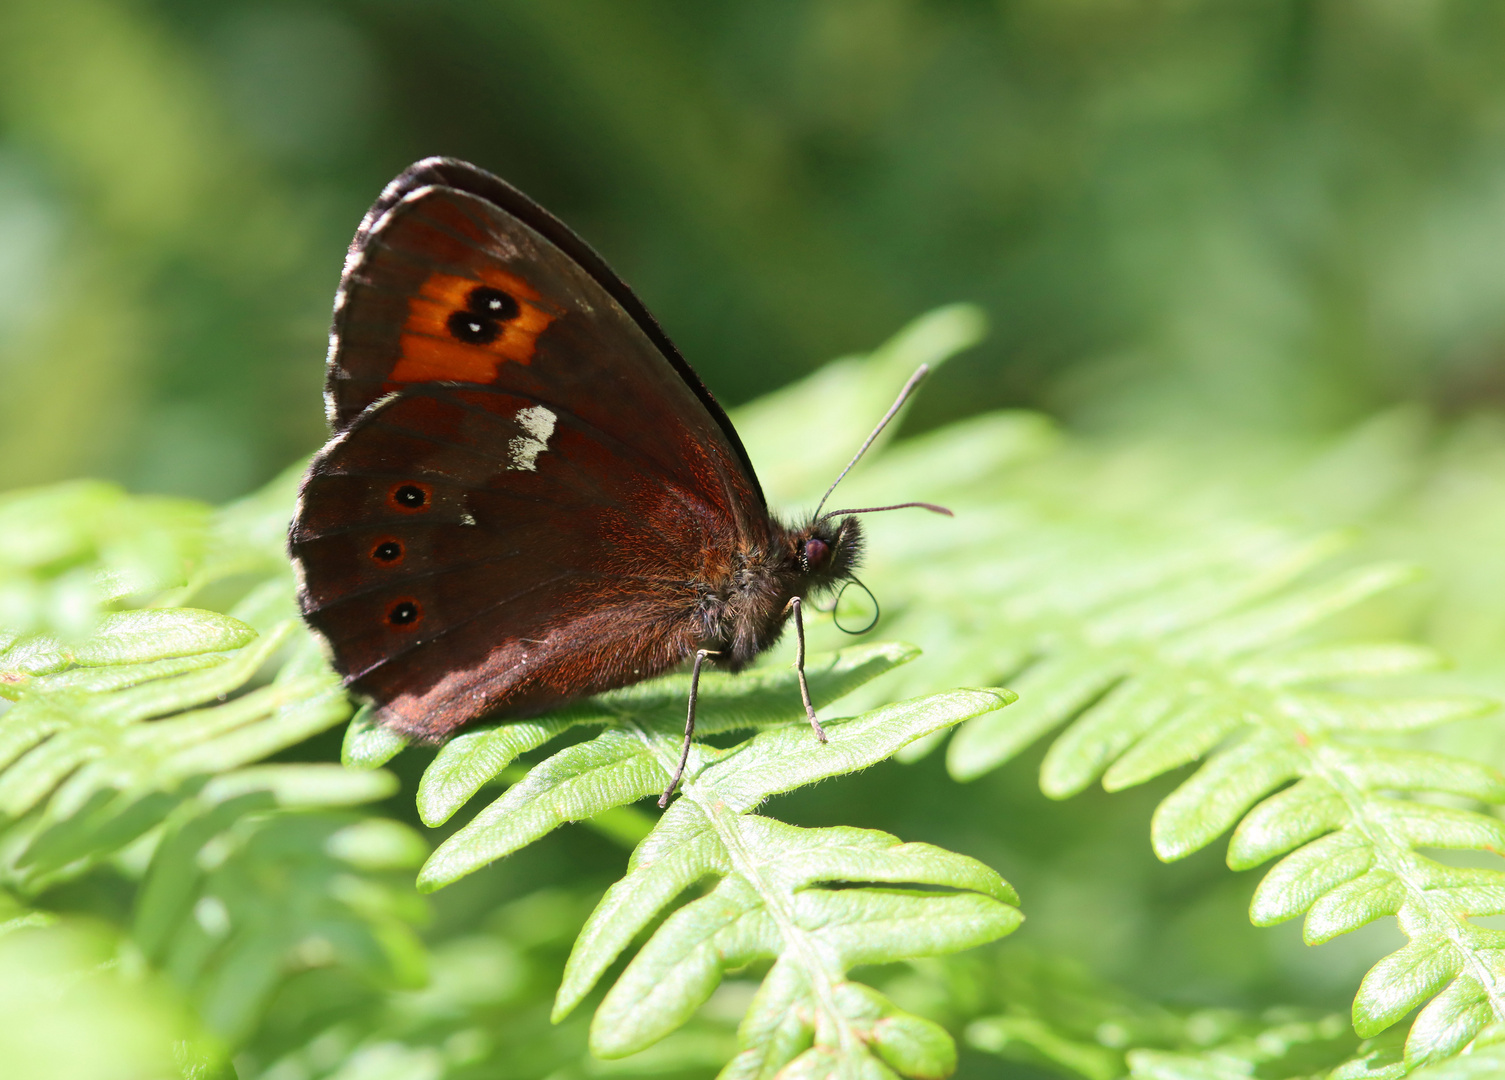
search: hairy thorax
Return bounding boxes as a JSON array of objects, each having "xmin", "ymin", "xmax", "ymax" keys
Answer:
[{"xmin": 693, "ymin": 514, "xmax": 864, "ymax": 671}]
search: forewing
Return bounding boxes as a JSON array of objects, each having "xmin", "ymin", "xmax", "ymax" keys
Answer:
[{"xmin": 325, "ymin": 156, "xmax": 763, "ymax": 516}]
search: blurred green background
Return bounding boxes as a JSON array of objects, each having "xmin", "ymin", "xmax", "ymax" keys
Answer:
[
  {"xmin": 5, "ymin": 4, "xmax": 1505, "ymax": 1073},
  {"xmin": 5, "ymin": 0, "xmax": 1505, "ymax": 502}
]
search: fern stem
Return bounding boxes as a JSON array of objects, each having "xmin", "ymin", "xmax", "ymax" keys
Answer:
[
  {"xmin": 627, "ymin": 719, "xmax": 863, "ymax": 1058},
  {"xmin": 1303, "ymin": 738, "xmax": 1505, "ymax": 1028}
]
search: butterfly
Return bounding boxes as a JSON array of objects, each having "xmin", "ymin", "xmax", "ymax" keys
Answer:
[{"xmin": 288, "ymin": 157, "xmax": 946, "ymax": 804}]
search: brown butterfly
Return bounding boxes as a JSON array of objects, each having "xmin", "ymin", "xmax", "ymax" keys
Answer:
[{"xmin": 288, "ymin": 158, "xmax": 945, "ymax": 803}]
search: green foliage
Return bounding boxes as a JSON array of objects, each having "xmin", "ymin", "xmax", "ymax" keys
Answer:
[
  {"xmin": 4, "ymin": 309, "xmax": 1505, "ymax": 1079},
  {"xmin": 361, "ymin": 623, "xmax": 1022, "ymax": 1077},
  {"xmin": 322, "ymin": 309, "xmax": 1019, "ymax": 1076},
  {"xmin": 545, "ymin": 680, "xmax": 1018, "ymax": 1073},
  {"xmin": 0, "ymin": 312, "xmax": 1032, "ymax": 1077},
  {"xmin": 907, "ymin": 948, "xmax": 1363, "ymax": 1080},
  {"xmin": 8, "ymin": 2, "xmax": 1505, "ymax": 495},
  {"xmin": 0, "ymin": 457, "xmax": 434, "ymax": 1067},
  {"xmin": 0, "ymin": 603, "xmax": 352, "ymax": 893},
  {"xmin": 0, "ymin": 481, "xmax": 208, "ymax": 639},
  {"xmin": 857, "ymin": 472, "xmax": 1505, "ymax": 1067},
  {"xmin": 719, "ymin": 313, "xmax": 1505, "ymax": 1073},
  {"xmin": 0, "ymin": 914, "xmax": 220, "ymax": 1080},
  {"xmin": 133, "ymin": 777, "xmax": 428, "ymax": 1045},
  {"xmin": 1404, "ymin": 1041, "xmax": 1505, "ymax": 1079},
  {"xmin": 9, "ymin": 1, "xmax": 1505, "ymax": 1075}
]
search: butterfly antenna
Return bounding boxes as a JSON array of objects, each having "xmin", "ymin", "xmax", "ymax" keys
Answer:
[
  {"xmin": 818, "ymin": 501, "xmax": 953, "ymax": 523},
  {"xmin": 812, "ymin": 364, "xmax": 931, "ymax": 520}
]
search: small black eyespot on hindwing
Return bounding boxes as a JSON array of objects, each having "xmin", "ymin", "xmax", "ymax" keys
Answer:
[
  {"xmin": 372, "ymin": 540, "xmax": 403, "ymax": 563},
  {"xmin": 387, "ymin": 599, "xmax": 421, "ymax": 627},
  {"xmin": 466, "ymin": 286, "xmax": 520, "ymax": 322},
  {"xmin": 391, "ymin": 483, "xmax": 428, "ymax": 510},
  {"xmin": 446, "ymin": 308, "xmax": 501, "ymax": 345}
]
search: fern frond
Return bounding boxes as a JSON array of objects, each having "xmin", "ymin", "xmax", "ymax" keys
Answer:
[
  {"xmin": 871, "ymin": 944, "xmax": 1363, "ymax": 1080},
  {"xmin": 131, "ymin": 764, "xmax": 428, "ymax": 1046},
  {"xmin": 1403, "ymin": 1041, "xmax": 1505, "ymax": 1078},
  {"xmin": 15, "ymin": 302, "xmax": 1499, "ymax": 1076},
  {"xmin": 978, "ymin": 1010, "xmax": 1360, "ymax": 1080},
  {"xmin": 896, "ymin": 505, "xmax": 1505, "ymax": 1061},
  {"xmin": 166, "ymin": 461, "xmax": 308, "ymax": 605},
  {"xmin": 381, "ymin": 640, "xmax": 1017, "ymax": 1075},
  {"xmin": 412, "ymin": 641, "xmax": 919, "ymax": 837},
  {"xmin": 731, "ymin": 303, "xmax": 988, "ymax": 503},
  {"xmin": 559, "ymin": 693, "xmax": 1020, "ymax": 1075},
  {"xmin": 880, "ymin": 504, "xmax": 1504, "ymax": 1065},
  {"xmin": 0, "ymin": 609, "xmax": 352, "ymax": 891},
  {"xmin": 1125, "ymin": 1019, "xmax": 1356, "ymax": 1080},
  {"xmin": 721, "ymin": 312, "xmax": 1505, "ymax": 1070},
  {"xmin": 0, "ymin": 312, "xmax": 1027, "ymax": 1076},
  {"xmin": 0, "ymin": 480, "xmax": 209, "ymax": 641},
  {"xmin": 0, "ymin": 472, "xmax": 359, "ymax": 892}
]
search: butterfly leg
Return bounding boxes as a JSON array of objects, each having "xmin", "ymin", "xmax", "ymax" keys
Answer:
[
  {"xmin": 660, "ymin": 648, "xmax": 717, "ymax": 808},
  {"xmin": 786, "ymin": 596, "xmax": 828, "ymax": 744}
]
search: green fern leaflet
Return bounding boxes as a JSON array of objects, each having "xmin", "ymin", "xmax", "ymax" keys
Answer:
[{"xmin": 358, "ymin": 643, "xmax": 1021, "ymax": 1077}]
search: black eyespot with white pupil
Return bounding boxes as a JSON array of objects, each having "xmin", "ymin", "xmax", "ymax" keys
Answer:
[
  {"xmin": 394, "ymin": 485, "xmax": 426, "ymax": 509},
  {"xmin": 446, "ymin": 286, "xmax": 519, "ymax": 345},
  {"xmin": 446, "ymin": 310, "xmax": 499, "ymax": 344},
  {"xmin": 803, "ymin": 538, "xmax": 830, "ymax": 570},
  {"xmin": 372, "ymin": 541, "xmax": 402, "ymax": 563},
  {"xmin": 387, "ymin": 600, "xmax": 420, "ymax": 626},
  {"xmin": 469, "ymin": 286, "xmax": 519, "ymax": 319}
]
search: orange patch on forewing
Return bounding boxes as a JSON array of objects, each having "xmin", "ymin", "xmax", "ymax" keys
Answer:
[{"xmin": 390, "ymin": 267, "xmax": 556, "ymax": 385}]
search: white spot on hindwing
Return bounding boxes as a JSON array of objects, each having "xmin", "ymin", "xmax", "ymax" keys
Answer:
[{"xmin": 507, "ymin": 405, "xmax": 557, "ymax": 471}]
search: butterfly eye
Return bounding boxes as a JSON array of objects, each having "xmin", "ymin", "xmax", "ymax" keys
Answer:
[
  {"xmin": 803, "ymin": 538, "xmax": 830, "ymax": 569},
  {"xmin": 386, "ymin": 599, "xmax": 422, "ymax": 627},
  {"xmin": 371, "ymin": 540, "xmax": 403, "ymax": 563},
  {"xmin": 389, "ymin": 483, "xmax": 430, "ymax": 511}
]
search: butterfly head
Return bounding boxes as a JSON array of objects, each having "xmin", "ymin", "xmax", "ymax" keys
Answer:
[{"xmin": 794, "ymin": 514, "xmax": 863, "ymax": 587}]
